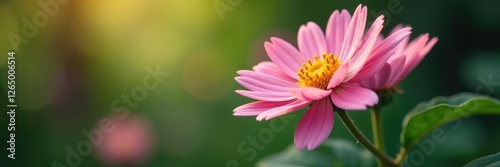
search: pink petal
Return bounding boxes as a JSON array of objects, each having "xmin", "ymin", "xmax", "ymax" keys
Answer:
[
  {"xmin": 360, "ymin": 75, "xmax": 379, "ymax": 90},
  {"xmin": 348, "ymin": 27, "xmax": 412, "ymax": 83},
  {"xmin": 327, "ymin": 63, "xmax": 349, "ymax": 89},
  {"xmin": 326, "ymin": 10, "xmax": 351, "ymax": 55},
  {"xmin": 388, "ymin": 24, "xmax": 405, "ymax": 36},
  {"xmin": 331, "ymin": 85, "xmax": 378, "ymax": 110},
  {"xmin": 298, "ymin": 22, "xmax": 328, "ymax": 58},
  {"xmin": 235, "ymin": 90, "xmax": 295, "ymax": 102},
  {"xmin": 270, "ymin": 37, "xmax": 308, "ymax": 64},
  {"xmin": 265, "ymin": 40, "xmax": 302, "ymax": 80},
  {"xmin": 291, "ymin": 87, "xmax": 332, "ymax": 101},
  {"xmin": 294, "ymin": 98, "xmax": 334, "ymax": 150},
  {"xmin": 330, "ymin": 93, "xmax": 367, "ymax": 110},
  {"xmin": 252, "ymin": 61, "xmax": 296, "ymax": 83},
  {"xmin": 390, "ymin": 37, "xmax": 410, "ymax": 62},
  {"xmin": 398, "ymin": 35, "xmax": 438, "ymax": 84},
  {"xmin": 234, "ymin": 101, "xmax": 289, "ymax": 116},
  {"xmin": 236, "ymin": 76, "xmax": 292, "ymax": 93},
  {"xmin": 237, "ymin": 70, "xmax": 297, "ymax": 88},
  {"xmin": 374, "ymin": 63, "xmax": 392, "ymax": 89},
  {"xmin": 370, "ymin": 27, "xmax": 413, "ymax": 62},
  {"xmin": 418, "ymin": 37, "xmax": 438, "ymax": 58},
  {"xmin": 234, "ymin": 100, "xmax": 305, "ymax": 117},
  {"xmin": 345, "ymin": 15, "xmax": 384, "ymax": 81},
  {"xmin": 399, "ymin": 34, "xmax": 430, "ymax": 79},
  {"xmin": 386, "ymin": 56, "xmax": 407, "ymax": 87},
  {"xmin": 348, "ymin": 52, "xmax": 393, "ymax": 83},
  {"xmin": 256, "ymin": 99, "xmax": 309, "ymax": 121},
  {"xmin": 338, "ymin": 5, "xmax": 367, "ymax": 62}
]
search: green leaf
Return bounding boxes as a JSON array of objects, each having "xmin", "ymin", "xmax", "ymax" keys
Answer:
[
  {"xmin": 257, "ymin": 139, "xmax": 374, "ymax": 167},
  {"xmin": 463, "ymin": 152, "xmax": 500, "ymax": 167},
  {"xmin": 400, "ymin": 93, "xmax": 500, "ymax": 151}
]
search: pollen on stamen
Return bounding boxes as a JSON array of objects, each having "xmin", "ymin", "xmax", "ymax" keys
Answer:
[{"xmin": 296, "ymin": 53, "xmax": 341, "ymax": 90}]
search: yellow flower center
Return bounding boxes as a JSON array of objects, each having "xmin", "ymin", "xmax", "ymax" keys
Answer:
[{"xmin": 297, "ymin": 53, "xmax": 341, "ymax": 89}]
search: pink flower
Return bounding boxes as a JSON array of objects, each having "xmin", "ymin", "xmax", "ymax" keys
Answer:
[
  {"xmin": 360, "ymin": 25, "xmax": 438, "ymax": 91},
  {"xmin": 95, "ymin": 115, "xmax": 155, "ymax": 166},
  {"xmin": 234, "ymin": 5, "xmax": 412, "ymax": 150}
]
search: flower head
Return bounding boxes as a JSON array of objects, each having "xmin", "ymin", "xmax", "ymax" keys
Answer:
[
  {"xmin": 360, "ymin": 25, "xmax": 438, "ymax": 92},
  {"xmin": 234, "ymin": 5, "xmax": 411, "ymax": 150}
]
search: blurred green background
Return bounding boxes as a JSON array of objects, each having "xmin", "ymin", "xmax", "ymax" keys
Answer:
[{"xmin": 1, "ymin": 0, "xmax": 500, "ymax": 166}]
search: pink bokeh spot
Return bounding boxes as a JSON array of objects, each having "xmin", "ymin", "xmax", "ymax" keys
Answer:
[{"xmin": 95, "ymin": 114, "xmax": 155, "ymax": 166}]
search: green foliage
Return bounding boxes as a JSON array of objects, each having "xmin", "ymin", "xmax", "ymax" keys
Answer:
[
  {"xmin": 400, "ymin": 93, "xmax": 500, "ymax": 151},
  {"xmin": 464, "ymin": 152, "xmax": 500, "ymax": 167},
  {"xmin": 257, "ymin": 139, "xmax": 374, "ymax": 167}
]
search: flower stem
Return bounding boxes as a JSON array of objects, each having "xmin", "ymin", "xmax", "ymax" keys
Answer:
[
  {"xmin": 394, "ymin": 147, "xmax": 408, "ymax": 165},
  {"xmin": 335, "ymin": 108, "xmax": 397, "ymax": 167},
  {"xmin": 371, "ymin": 107, "xmax": 386, "ymax": 167}
]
